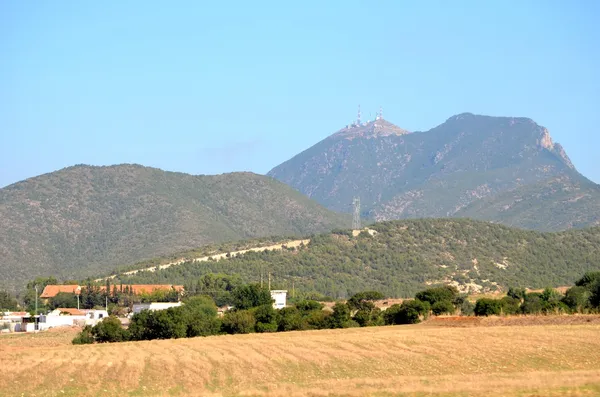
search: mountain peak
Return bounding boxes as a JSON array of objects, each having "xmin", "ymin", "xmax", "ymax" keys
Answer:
[{"xmin": 331, "ymin": 118, "xmax": 410, "ymax": 140}]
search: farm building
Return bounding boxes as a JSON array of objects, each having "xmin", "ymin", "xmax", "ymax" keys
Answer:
[
  {"xmin": 132, "ymin": 302, "xmax": 183, "ymax": 314},
  {"xmin": 270, "ymin": 290, "xmax": 287, "ymax": 309}
]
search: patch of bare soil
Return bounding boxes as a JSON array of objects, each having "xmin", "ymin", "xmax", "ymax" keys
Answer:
[{"xmin": 424, "ymin": 314, "xmax": 600, "ymax": 327}]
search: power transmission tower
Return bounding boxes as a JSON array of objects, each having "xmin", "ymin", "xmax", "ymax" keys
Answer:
[{"xmin": 352, "ymin": 197, "xmax": 361, "ymax": 230}]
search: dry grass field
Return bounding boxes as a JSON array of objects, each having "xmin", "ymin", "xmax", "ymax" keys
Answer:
[{"xmin": 2, "ymin": 316, "xmax": 600, "ymax": 397}]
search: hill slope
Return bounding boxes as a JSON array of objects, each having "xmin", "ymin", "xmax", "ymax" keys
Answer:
[
  {"xmin": 267, "ymin": 113, "xmax": 600, "ymax": 231},
  {"xmin": 0, "ymin": 164, "xmax": 348, "ymax": 290},
  {"xmin": 116, "ymin": 219, "xmax": 600, "ymax": 298}
]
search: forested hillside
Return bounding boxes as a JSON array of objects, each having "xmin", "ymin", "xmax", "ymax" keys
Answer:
[
  {"xmin": 0, "ymin": 164, "xmax": 348, "ymax": 291},
  {"xmin": 113, "ymin": 219, "xmax": 600, "ymax": 298}
]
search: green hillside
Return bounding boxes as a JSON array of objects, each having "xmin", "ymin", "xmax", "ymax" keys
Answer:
[
  {"xmin": 113, "ymin": 219, "xmax": 600, "ymax": 298},
  {"xmin": 0, "ymin": 164, "xmax": 348, "ymax": 291}
]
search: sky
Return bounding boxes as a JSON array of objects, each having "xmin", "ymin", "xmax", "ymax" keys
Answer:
[{"xmin": 1, "ymin": 0, "xmax": 599, "ymax": 188}]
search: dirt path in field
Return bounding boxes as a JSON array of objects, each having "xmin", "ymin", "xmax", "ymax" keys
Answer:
[
  {"xmin": 2, "ymin": 321, "xmax": 600, "ymax": 396},
  {"xmin": 96, "ymin": 239, "xmax": 310, "ymax": 281}
]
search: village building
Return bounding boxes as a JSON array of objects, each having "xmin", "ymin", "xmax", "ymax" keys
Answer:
[{"xmin": 270, "ymin": 290, "xmax": 287, "ymax": 309}]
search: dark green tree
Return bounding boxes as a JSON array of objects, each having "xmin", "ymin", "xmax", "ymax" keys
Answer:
[
  {"xmin": 221, "ymin": 310, "xmax": 256, "ymax": 334},
  {"xmin": 49, "ymin": 292, "xmax": 79, "ymax": 310},
  {"xmin": 253, "ymin": 304, "xmax": 279, "ymax": 333},
  {"xmin": 329, "ymin": 302, "xmax": 352, "ymax": 328},
  {"xmin": 474, "ymin": 298, "xmax": 502, "ymax": 316},
  {"xmin": 91, "ymin": 316, "xmax": 129, "ymax": 343},
  {"xmin": 232, "ymin": 284, "xmax": 273, "ymax": 310},
  {"xmin": 0, "ymin": 290, "xmax": 18, "ymax": 311}
]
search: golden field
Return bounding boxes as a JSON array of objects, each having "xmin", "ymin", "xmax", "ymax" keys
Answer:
[{"xmin": 1, "ymin": 316, "xmax": 600, "ymax": 397}]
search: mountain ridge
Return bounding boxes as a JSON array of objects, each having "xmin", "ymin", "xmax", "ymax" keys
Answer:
[{"xmin": 267, "ymin": 112, "xmax": 599, "ymax": 230}]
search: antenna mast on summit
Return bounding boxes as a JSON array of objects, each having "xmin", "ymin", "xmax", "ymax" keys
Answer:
[
  {"xmin": 357, "ymin": 105, "xmax": 361, "ymax": 125},
  {"xmin": 352, "ymin": 197, "xmax": 361, "ymax": 230},
  {"xmin": 378, "ymin": 106, "xmax": 383, "ymax": 120}
]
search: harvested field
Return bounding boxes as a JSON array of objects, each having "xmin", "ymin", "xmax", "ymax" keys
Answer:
[{"xmin": 2, "ymin": 317, "xmax": 600, "ymax": 396}]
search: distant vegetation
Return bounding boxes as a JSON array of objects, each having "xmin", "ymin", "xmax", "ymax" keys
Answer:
[
  {"xmin": 0, "ymin": 164, "xmax": 348, "ymax": 291},
  {"xmin": 72, "ymin": 270, "xmax": 600, "ymax": 345},
  {"xmin": 115, "ymin": 219, "xmax": 600, "ymax": 298}
]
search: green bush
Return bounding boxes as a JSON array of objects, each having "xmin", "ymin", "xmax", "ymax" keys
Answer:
[
  {"xmin": 329, "ymin": 302, "xmax": 352, "ymax": 328},
  {"xmin": 474, "ymin": 298, "xmax": 502, "ymax": 316},
  {"xmin": 92, "ymin": 316, "xmax": 129, "ymax": 343},
  {"xmin": 72, "ymin": 325, "xmax": 94, "ymax": 345},
  {"xmin": 278, "ymin": 307, "xmax": 305, "ymax": 331},
  {"xmin": 221, "ymin": 310, "xmax": 256, "ymax": 334},
  {"xmin": 460, "ymin": 300, "xmax": 475, "ymax": 316},
  {"xmin": 431, "ymin": 300, "xmax": 455, "ymax": 315},
  {"xmin": 562, "ymin": 286, "xmax": 591, "ymax": 313},
  {"xmin": 521, "ymin": 293, "xmax": 543, "ymax": 314},
  {"xmin": 384, "ymin": 300, "xmax": 430, "ymax": 325},
  {"xmin": 253, "ymin": 304, "xmax": 279, "ymax": 333},
  {"xmin": 499, "ymin": 296, "xmax": 521, "ymax": 315},
  {"xmin": 232, "ymin": 284, "xmax": 273, "ymax": 310},
  {"xmin": 415, "ymin": 286, "xmax": 459, "ymax": 306}
]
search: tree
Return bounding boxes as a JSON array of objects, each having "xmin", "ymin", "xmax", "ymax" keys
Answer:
[
  {"xmin": 49, "ymin": 292, "xmax": 78, "ymax": 310},
  {"xmin": 185, "ymin": 273, "xmax": 243, "ymax": 307},
  {"xmin": 253, "ymin": 304, "xmax": 279, "ymax": 333},
  {"xmin": 278, "ymin": 307, "xmax": 304, "ymax": 331},
  {"xmin": 383, "ymin": 300, "xmax": 429, "ymax": 325},
  {"xmin": 347, "ymin": 291, "xmax": 384, "ymax": 311},
  {"xmin": 91, "ymin": 316, "xmax": 129, "ymax": 343},
  {"xmin": 221, "ymin": 310, "xmax": 256, "ymax": 334},
  {"xmin": 562, "ymin": 286, "xmax": 591, "ymax": 313},
  {"xmin": 415, "ymin": 286, "xmax": 459, "ymax": 306},
  {"xmin": 507, "ymin": 287, "xmax": 527, "ymax": 301},
  {"xmin": 431, "ymin": 300, "xmax": 455, "ymax": 316},
  {"xmin": 182, "ymin": 296, "xmax": 221, "ymax": 337},
  {"xmin": 499, "ymin": 296, "xmax": 520, "ymax": 315},
  {"xmin": 474, "ymin": 298, "xmax": 502, "ymax": 316},
  {"xmin": 72, "ymin": 325, "xmax": 94, "ymax": 345},
  {"xmin": 329, "ymin": 302, "xmax": 352, "ymax": 328},
  {"xmin": 575, "ymin": 272, "xmax": 600, "ymax": 288},
  {"xmin": 521, "ymin": 293, "xmax": 543, "ymax": 314},
  {"xmin": 232, "ymin": 284, "xmax": 273, "ymax": 310},
  {"xmin": 0, "ymin": 290, "xmax": 18, "ymax": 311}
]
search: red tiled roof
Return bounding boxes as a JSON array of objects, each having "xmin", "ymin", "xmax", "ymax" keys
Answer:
[
  {"xmin": 40, "ymin": 285, "xmax": 81, "ymax": 298},
  {"xmin": 56, "ymin": 308, "xmax": 86, "ymax": 316}
]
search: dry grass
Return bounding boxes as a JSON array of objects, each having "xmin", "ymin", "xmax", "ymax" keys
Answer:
[{"xmin": 2, "ymin": 317, "xmax": 600, "ymax": 397}]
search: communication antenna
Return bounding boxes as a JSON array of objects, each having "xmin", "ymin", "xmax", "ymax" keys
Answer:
[
  {"xmin": 357, "ymin": 105, "xmax": 361, "ymax": 125},
  {"xmin": 352, "ymin": 197, "xmax": 361, "ymax": 230},
  {"xmin": 378, "ymin": 106, "xmax": 383, "ymax": 120}
]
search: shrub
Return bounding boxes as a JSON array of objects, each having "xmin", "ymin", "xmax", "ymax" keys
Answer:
[
  {"xmin": 474, "ymin": 298, "xmax": 502, "ymax": 316},
  {"xmin": 329, "ymin": 302, "xmax": 352, "ymax": 328},
  {"xmin": 521, "ymin": 293, "xmax": 543, "ymax": 314},
  {"xmin": 460, "ymin": 300, "xmax": 475, "ymax": 316},
  {"xmin": 72, "ymin": 325, "xmax": 94, "ymax": 345},
  {"xmin": 507, "ymin": 287, "xmax": 527, "ymax": 301},
  {"xmin": 295, "ymin": 300, "xmax": 324, "ymax": 312},
  {"xmin": 232, "ymin": 284, "xmax": 273, "ymax": 310},
  {"xmin": 562, "ymin": 286, "xmax": 591, "ymax": 313},
  {"xmin": 431, "ymin": 300, "xmax": 455, "ymax": 315},
  {"xmin": 253, "ymin": 304, "xmax": 279, "ymax": 333},
  {"xmin": 384, "ymin": 300, "xmax": 430, "ymax": 325},
  {"xmin": 92, "ymin": 316, "xmax": 129, "ymax": 343},
  {"xmin": 221, "ymin": 310, "xmax": 256, "ymax": 334},
  {"xmin": 499, "ymin": 296, "xmax": 521, "ymax": 315},
  {"xmin": 278, "ymin": 307, "xmax": 305, "ymax": 331},
  {"xmin": 575, "ymin": 272, "xmax": 600, "ymax": 288},
  {"xmin": 415, "ymin": 286, "xmax": 459, "ymax": 306}
]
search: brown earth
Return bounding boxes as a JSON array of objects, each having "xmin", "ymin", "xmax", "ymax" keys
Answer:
[{"xmin": 2, "ymin": 316, "xmax": 600, "ymax": 396}]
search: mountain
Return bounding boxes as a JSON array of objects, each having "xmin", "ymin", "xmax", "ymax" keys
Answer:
[
  {"xmin": 267, "ymin": 113, "xmax": 600, "ymax": 231},
  {"xmin": 0, "ymin": 164, "xmax": 348, "ymax": 290},
  {"xmin": 115, "ymin": 219, "xmax": 600, "ymax": 298}
]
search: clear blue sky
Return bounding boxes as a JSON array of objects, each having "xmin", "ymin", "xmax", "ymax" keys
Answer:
[{"xmin": 1, "ymin": 0, "xmax": 599, "ymax": 188}]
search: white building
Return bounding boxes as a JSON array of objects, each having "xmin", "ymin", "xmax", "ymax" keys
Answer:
[
  {"xmin": 270, "ymin": 290, "xmax": 287, "ymax": 309},
  {"xmin": 132, "ymin": 302, "xmax": 183, "ymax": 314}
]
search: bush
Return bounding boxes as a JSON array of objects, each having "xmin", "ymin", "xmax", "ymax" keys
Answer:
[
  {"xmin": 92, "ymin": 316, "xmax": 129, "ymax": 343},
  {"xmin": 474, "ymin": 298, "xmax": 502, "ymax": 316},
  {"xmin": 253, "ymin": 304, "xmax": 279, "ymax": 333},
  {"xmin": 72, "ymin": 325, "xmax": 94, "ymax": 345},
  {"xmin": 384, "ymin": 300, "xmax": 430, "ymax": 325},
  {"xmin": 562, "ymin": 286, "xmax": 591, "ymax": 313},
  {"xmin": 521, "ymin": 293, "xmax": 543, "ymax": 314},
  {"xmin": 499, "ymin": 296, "xmax": 521, "ymax": 315},
  {"xmin": 460, "ymin": 300, "xmax": 475, "ymax": 316},
  {"xmin": 431, "ymin": 300, "xmax": 455, "ymax": 315},
  {"xmin": 278, "ymin": 307, "xmax": 305, "ymax": 331},
  {"xmin": 329, "ymin": 302, "xmax": 352, "ymax": 328},
  {"xmin": 221, "ymin": 310, "xmax": 256, "ymax": 334},
  {"xmin": 415, "ymin": 286, "xmax": 458, "ymax": 306}
]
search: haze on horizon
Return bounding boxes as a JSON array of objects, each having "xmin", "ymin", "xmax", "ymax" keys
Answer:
[{"xmin": 1, "ymin": 1, "xmax": 599, "ymax": 188}]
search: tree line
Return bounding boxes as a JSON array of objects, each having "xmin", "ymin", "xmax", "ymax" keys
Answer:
[{"xmin": 72, "ymin": 270, "xmax": 600, "ymax": 345}]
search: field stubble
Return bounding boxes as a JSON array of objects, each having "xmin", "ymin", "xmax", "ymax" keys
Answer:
[{"xmin": 1, "ymin": 316, "xmax": 600, "ymax": 397}]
